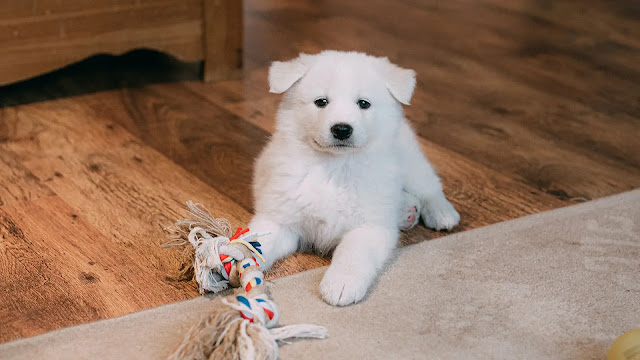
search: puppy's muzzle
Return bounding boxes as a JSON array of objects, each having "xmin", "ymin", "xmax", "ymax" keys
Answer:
[{"xmin": 330, "ymin": 123, "xmax": 353, "ymax": 140}]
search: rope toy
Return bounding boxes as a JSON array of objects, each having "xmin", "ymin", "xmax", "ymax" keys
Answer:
[{"xmin": 164, "ymin": 201, "xmax": 328, "ymax": 360}]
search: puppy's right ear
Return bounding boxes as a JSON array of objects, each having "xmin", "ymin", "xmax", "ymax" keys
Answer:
[{"xmin": 268, "ymin": 54, "xmax": 310, "ymax": 94}]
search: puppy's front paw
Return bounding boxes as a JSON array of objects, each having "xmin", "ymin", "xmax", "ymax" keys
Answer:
[
  {"xmin": 422, "ymin": 197, "xmax": 460, "ymax": 231},
  {"xmin": 319, "ymin": 266, "xmax": 370, "ymax": 306}
]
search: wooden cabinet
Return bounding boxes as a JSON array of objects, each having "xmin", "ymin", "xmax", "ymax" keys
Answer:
[{"xmin": 0, "ymin": 0, "xmax": 242, "ymax": 85}]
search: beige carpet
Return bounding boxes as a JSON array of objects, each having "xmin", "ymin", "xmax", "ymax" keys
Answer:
[{"xmin": 1, "ymin": 190, "xmax": 639, "ymax": 359}]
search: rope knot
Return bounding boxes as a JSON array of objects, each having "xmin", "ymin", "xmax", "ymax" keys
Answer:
[
  {"xmin": 231, "ymin": 294, "xmax": 279, "ymax": 328},
  {"xmin": 167, "ymin": 201, "xmax": 328, "ymax": 360},
  {"xmin": 185, "ymin": 226, "xmax": 267, "ymax": 293}
]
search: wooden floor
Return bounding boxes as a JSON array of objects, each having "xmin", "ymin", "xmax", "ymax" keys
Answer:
[{"xmin": 1, "ymin": 0, "xmax": 639, "ymax": 343}]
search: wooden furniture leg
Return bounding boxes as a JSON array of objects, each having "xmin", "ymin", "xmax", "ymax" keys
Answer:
[{"xmin": 203, "ymin": 0, "xmax": 243, "ymax": 82}]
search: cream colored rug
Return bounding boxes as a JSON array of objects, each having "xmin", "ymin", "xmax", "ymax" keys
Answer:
[{"xmin": 2, "ymin": 190, "xmax": 639, "ymax": 359}]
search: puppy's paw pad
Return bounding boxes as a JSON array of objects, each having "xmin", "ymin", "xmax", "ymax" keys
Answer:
[
  {"xmin": 319, "ymin": 269, "xmax": 369, "ymax": 306},
  {"xmin": 422, "ymin": 200, "xmax": 460, "ymax": 231},
  {"xmin": 399, "ymin": 206, "xmax": 419, "ymax": 231},
  {"xmin": 398, "ymin": 191, "xmax": 421, "ymax": 232}
]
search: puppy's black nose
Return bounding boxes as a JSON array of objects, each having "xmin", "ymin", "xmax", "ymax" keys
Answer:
[{"xmin": 331, "ymin": 123, "xmax": 353, "ymax": 140}]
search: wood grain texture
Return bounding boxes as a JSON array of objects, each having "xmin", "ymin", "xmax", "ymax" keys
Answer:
[
  {"xmin": 0, "ymin": 101, "xmax": 251, "ymax": 342},
  {"xmin": 0, "ymin": 0, "xmax": 175, "ymax": 20},
  {"xmin": 81, "ymin": 85, "xmax": 269, "ymax": 212},
  {"xmin": 0, "ymin": 0, "xmax": 203, "ymax": 85},
  {"xmin": 1, "ymin": 0, "xmax": 640, "ymax": 343},
  {"xmin": 203, "ymin": 0, "xmax": 244, "ymax": 82}
]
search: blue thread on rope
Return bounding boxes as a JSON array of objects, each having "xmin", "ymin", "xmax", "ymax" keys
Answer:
[
  {"xmin": 249, "ymin": 241, "xmax": 263, "ymax": 254},
  {"xmin": 236, "ymin": 296, "xmax": 251, "ymax": 309}
]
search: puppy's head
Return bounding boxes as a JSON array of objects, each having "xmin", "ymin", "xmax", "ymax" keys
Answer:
[{"xmin": 269, "ymin": 51, "xmax": 415, "ymax": 154}]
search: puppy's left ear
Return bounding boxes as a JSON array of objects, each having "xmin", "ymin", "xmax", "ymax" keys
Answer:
[
  {"xmin": 268, "ymin": 54, "xmax": 311, "ymax": 94},
  {"xmin": 380, "ymin": 58, "xmax": 416, "ymax": 105}
]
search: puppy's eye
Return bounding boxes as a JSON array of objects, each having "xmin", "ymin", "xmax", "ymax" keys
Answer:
[
  {"xmin": 314, "ymin": 98, "xmax": 328, "ymax": 108},
  {"xmin": 357, "ymin": 99, "xmax": 371, "ymax": 109}
]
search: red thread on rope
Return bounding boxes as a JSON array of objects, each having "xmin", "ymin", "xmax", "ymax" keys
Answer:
[
  {"xmin": 223, "ymin": 260, "xmax": 233, "ymax": 276},
  {"xmin": 240, "ymin": 312, "xmax": 254, "ymax": 322},
  {"xmin": 230, "ymin": 227, "xmax": 250, "ymax": 241},
  {"xmin": 218, "ymin": 228, "xmax": 252, "ymax": 276},
  {"xmin": 263, "ymin": 307, "xmax": 274, "ymax": 320}
]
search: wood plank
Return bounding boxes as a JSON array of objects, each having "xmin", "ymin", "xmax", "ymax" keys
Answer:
[
  {"xmin": 79, "ymin": 84, "xmax": 270, "ymax": 212},
  {"xmin": 0, "ymin": 98, "xmax": 252, "ymax": 341},
  {"xmin": 0, "ymin": 1, "xmax": 173, "ymax": 20},
  {"xmin": 0, "ymin": 148, "xmax": 55, "ymax": 206},
  {"xmin": 2, "ymin": 99, "xmax": 251, "ymax": 238},
  {"xmin": 0, "ymin": 0, "xmax": 203, "ymax": 85},
  {"xmin": 1, "ymin": 196, "xmax": 156, "ymax": 342},
  {"xmin": 203, "ymin": 0, "xmax": 243, "ymax": 82}
]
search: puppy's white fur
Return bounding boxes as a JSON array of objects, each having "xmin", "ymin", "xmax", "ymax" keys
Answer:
[{"xmin": 250, "ymin": 51, "xmax": 459, "ymax": 306}]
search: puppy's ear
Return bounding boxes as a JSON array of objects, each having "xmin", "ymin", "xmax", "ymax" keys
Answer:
[
  {"xmin": 380, "ymin": 58, "xmax": 416, "ymax": 105},
  {"xmin": 268, "ymin": 54, "xmax": 310, "ymax": 94}
]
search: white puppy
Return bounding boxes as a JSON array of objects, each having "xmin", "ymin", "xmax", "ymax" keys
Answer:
[{"xmin": 250, "ymin": 51, "xmax": 460, "ymax": 306}]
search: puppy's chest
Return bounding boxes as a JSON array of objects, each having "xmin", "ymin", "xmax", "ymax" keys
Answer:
[
  {"xmin": 270, "ymin": 153, "xmax": 399, "ymax": 246},
  {"xmin": 294, "ymin": 167, "xmax": 361, "ymax": 217}
]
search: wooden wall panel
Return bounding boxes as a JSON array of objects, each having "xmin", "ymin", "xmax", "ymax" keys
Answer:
[
  {"xmin": 0, "ymin": 1, "xmax": 184, "ymax": 20},
  {"xmin": 0, "ymin": 0, "xmax": 204, "ymax": 85}
]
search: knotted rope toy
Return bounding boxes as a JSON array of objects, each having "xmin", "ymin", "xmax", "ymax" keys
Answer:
[{"xmin": 164, "ymin": 201, "xmax": 328, "ymax": 360}]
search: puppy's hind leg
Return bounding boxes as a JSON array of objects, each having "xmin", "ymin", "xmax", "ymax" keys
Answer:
[
  {"xmin": 397, "ymin": 121, "xmax": 460, "ymax": 231},
  {"xmin": 421, "ymin": 190, "xmax": 460, "ymax": 231},
  {"xmin": 398, "ymin": 190, "xmax": 421, "ymax": 232},
  {"xmin": 248, "ymin": 216, "xmax": 299, "ymax": 269}
]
